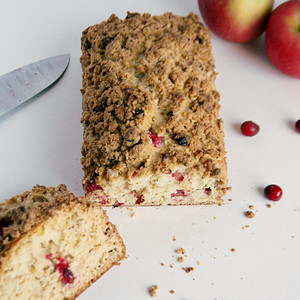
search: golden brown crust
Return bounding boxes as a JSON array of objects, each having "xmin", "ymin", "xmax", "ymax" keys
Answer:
[{"xmin": 80, "ymin": 12, "xmax": 227, "ymax": 192}]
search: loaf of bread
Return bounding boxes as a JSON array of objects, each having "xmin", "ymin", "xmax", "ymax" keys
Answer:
[
  {"xmin": 0, "ymin": 185, "xmax": 126, "ymax": 299},
  {"xmin": 80, "ymin": 12, "xmax": 228, "ymax": 206}
]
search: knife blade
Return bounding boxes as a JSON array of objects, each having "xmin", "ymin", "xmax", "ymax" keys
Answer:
[{"xmin": 0, "ymin": 54, "xmax": 70, "ymax": 117}]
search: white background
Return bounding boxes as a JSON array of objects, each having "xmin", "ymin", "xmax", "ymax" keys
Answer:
[{"xmin": 1, "ymin": 1, "xmax": 300, "ymax": 299}]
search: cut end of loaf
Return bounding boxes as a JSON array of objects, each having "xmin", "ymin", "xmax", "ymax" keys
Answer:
[{"xmin": 84, "ymin": 168, "xmax": 228, "ymax": 206}]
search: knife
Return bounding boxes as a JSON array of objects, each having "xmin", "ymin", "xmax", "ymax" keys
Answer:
[{"xmin": 0, "ymin": 54, "xmax": 70, "ymax": 117}]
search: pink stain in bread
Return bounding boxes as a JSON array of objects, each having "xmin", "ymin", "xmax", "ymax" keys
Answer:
[
  {"xmin": 171, "ymin": 189, "xmax": 187, "ymax": 198},
  {"xmin": 93, "ymin": 192, "xmax": 110, "ymax": 205},
  {"xmin": 172, "ymin": 171, "xmax": 184, "ymax": 182}
]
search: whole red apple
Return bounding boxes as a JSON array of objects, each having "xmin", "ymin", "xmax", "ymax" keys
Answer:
[
  {"xmin": 265, "ymin": 0, "xmax": 300, "ymax": 79},
  {"xmin": 198, "ymin": 0, "xmax": 274, "ymax": 43}
]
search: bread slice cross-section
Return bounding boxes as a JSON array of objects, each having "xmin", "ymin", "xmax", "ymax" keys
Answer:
[{"xmin": 0, "ymin": 184, "xmax": 126, "ymax": 299}]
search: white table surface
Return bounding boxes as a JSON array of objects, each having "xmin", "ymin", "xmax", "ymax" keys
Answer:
[{"xmin": 1, "ymin": 1, "xmax": 299, "ymax": 299}]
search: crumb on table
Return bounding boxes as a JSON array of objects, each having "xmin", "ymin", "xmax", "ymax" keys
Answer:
[
  {"xmin": 244, "ymin": 211, "xmax": 255, "ymax": 218},
  {"xmin": 148, "ymin": 285, "xmax": 158, "ymax": 298},
  {"xmin": 175, "ymin": 248, "xmax": 186, "ymax": 254},
  {"xmin": 242, "ymin": 225, "xmax": 250, "ymax": 230},
  {"xmin": 177, "ymin": 256, "xmax": 184, "ymax": 263},
  {"xmin": 182, "ymin": 267, "xmax": 194, "ymax": 273}
]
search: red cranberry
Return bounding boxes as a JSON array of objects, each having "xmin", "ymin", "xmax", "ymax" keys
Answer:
[
  {"xmin": 264, "ymin": 184, "xmax": 283, "ymax": 201},
  {"xmin": 62, "ymin": 267, "xmax": 75, "ymax": 285},
  {"xmin": 99, "ymin": 200, "xmax": 109, "ymax": 205},
  {"xmin": 148, "ymin": 129, "xmax": 164, "ymax": 147},
  {"xmin": 95, "ymin": 194, "xmax": 109, "ymax": 205},
  {"xmin": 85, "ymin": 180, "xmax": 103, "ymax": 193},
  {"xmin": 46, "ymin": 255, "xmax": 75, "ymax": 285},
  {"xmin": 241, "ymin": 121, "xmax": 260, "ymax": 136},
  {"xmin": 113, "ymin": 201, "xmax": 124, "ymax": 208},
  {"xmin": 135, "ymin": 195, "xmax": 145, "ymax": 204},
  {"xmin": 204, "ymin": 188, "xmax": 211, "ymax": 196},
  {"xmin": 171, "ymin": 189, "xmax": 186, "ymax": 198},
  {"xmin": 295, "ymin": 120, "xmax": 300, "ymax": 133},
  {"xmin": 56, "ymin": 257, "xmax": 75, "ymax": 285},
  {"xmin": 172, "ymin": 171, "xmax": 184, "ymax": 182}
]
